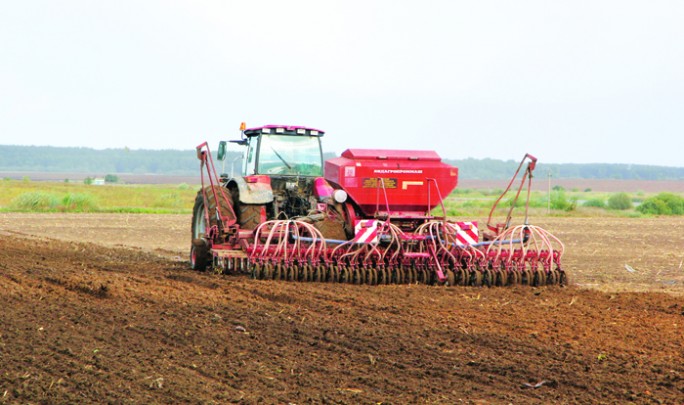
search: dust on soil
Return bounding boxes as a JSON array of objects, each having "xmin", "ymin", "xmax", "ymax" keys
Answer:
[{"xmin": 1, "ymin": 214, "xmax": 684, "ymax": 404}]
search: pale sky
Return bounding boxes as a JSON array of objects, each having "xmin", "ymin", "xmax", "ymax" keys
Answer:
[{"xmin": 1, "ymin": 1, "xmax": 683, "ymax": 166}]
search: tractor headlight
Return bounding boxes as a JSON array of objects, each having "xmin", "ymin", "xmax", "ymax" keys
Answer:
[{"xmin": 333, "ymin": 189, "xmax": 348, "ymax": 203}]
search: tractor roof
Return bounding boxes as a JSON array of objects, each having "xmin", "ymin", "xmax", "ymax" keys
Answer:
[{"xmin": 243, "ymin": 125, "xmax": 325, "ymax": 137}]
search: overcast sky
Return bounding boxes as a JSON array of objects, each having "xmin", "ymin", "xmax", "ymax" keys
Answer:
[{"xmin": 1, "ymin": 1, "xmax": 683, "ymax": 166}]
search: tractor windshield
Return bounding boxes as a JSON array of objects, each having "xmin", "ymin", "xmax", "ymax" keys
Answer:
[{"xmin": 257, "ymin": 135, "xmax": 323, "ymax": 176}]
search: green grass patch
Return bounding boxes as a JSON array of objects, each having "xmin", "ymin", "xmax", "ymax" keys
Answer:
[
  {"xmin": 10, "ymin": 192, "xmax": 61, "ymax": 211},
  {"xmin": 3, "ymin": 179, "xmax": 684, "ymax": 218},
  {"xmin": 0, "ymin": 180, "xmax": 198, "ymax": 213},
  {"xmin": 637, "ymin": 192, "xmax": 684, "ymax": 215}
]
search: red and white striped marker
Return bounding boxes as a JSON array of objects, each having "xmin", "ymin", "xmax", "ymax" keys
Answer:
[
  {"xmin": 353, "ymin": 220, "xmax": 379, "ymax": 244},
  {"xmin": 449, "ymin": 221, "xmax": 479, "ymax": 246}
]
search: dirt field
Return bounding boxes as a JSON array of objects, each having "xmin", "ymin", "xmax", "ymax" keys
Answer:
[{"xmin": 1, "ymin": 213, "xmax": 684, "ymax": 403}]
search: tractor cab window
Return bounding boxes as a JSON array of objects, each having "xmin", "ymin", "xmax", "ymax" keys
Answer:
[{"xmin": 256, "ymin": 135, "xmax": 323, "ymax": 176}]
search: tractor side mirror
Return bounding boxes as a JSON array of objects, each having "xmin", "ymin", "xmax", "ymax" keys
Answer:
[
  {"xmin": 217, "ymin": 141, "xmax": 227, "ymax": 161},
  {"xmin": 230, "ymin": 139, "xmax": 249, "ymax": 146}
]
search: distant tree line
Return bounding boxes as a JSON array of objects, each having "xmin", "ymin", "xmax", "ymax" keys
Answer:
[
  {"xmin": 447, "ymin": 158, "xmax": 684, "ymax": 180},
  {"xmin": 1, "ymin": 145, "xmax": 683, "ymax": 180},
  {"xmin": 0, "ymin": 145, "xmax": 239, "ymax": 176}
]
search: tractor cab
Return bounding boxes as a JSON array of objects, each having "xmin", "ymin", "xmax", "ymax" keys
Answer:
[{"xmin": 218, "ymin": 124, "xmax": 325, "ymax": 177}]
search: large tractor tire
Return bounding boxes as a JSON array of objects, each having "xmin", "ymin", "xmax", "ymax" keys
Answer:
[
  {"xmin": 237, "ymin": 204, "xmax": 264, "ymax": 230},
  {"xmin": 190, "ymin": 186, "xmax": 235, "ymax": 271}
]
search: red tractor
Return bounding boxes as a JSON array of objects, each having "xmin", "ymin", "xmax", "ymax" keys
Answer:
[{"xmin": 191, "ymin": 124, "xmax": 565, "ymax": 286}]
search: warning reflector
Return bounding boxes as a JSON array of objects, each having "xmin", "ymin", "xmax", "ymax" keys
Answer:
[{"xmin": 353, "ymin": 220, "xmax": 379, "ymax": 244}]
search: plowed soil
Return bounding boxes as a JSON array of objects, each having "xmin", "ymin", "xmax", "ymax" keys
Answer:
[{"xmin": 1, "ymin": 214, "xmax": 684, "ymax": 404}]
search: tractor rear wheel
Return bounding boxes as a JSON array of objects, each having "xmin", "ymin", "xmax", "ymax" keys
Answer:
[
  {"xmin": 238, "ymin": 204, "xmax": 264, "ymax": 230},
  {"xmin": 190, "ymin": 241, "xmax": 209, "ymax": 271},
  {"xmin": 190, "ymin": 186, "xmax": 235, "ymax": 271}
]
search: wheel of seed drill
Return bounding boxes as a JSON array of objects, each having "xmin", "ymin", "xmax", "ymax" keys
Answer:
[
  {"xmin": 518, "ymin": 269, "xmax": 527, "ymax": 285},
  {"xmin": 300, "ymin": 265, "xmax": 309, "ymax": 282},
  {"xmin": 546, "ymin": 270, "xmax": 558, "ymax": 285},
  {"xmin": 513, "ymin": 270, "xmax": 523, "ymax": 285},
  {"xmin": 416, "ymin": 269, "xmax": 425, "ymax": 284},
  {"xmin": 502, "ymin": 270, "xmax": 511, "ymax": 285},
  {"xmin": 535, "ymin": 270, "xmax": 547, "ymax": 286},
  {"xmin": 515, "ymin": 271, "xmax": 523, "ymax": 285},
  {"xmin": 455, "ymin": 269, "xmax": 466, "ymax": 286},
  {"xmin": 414, "ymin": 269, "xmax": 422, "ymax": 284},
  {"xmin": 375, "ymin": 268, "xmax": 384, "ymax": 285},
  {"xmin": 350, "ymin": 268, "xmax": 359, "ymax": 284},
  {"xmin": 262, "ymin": 263, "xmax": 271, "ymax": 279},
  {"xmin": 360, "ymin": 267, "xmax": 368, "ymax": 284},
  {"xmin": 482, "ymin": 269, "xmax": 494, "ymax": 287},
  {"xmin": 329, "ymin": 265, "xmax": 339, "ymax": 283},
  {"xmin": 340, "ymin": 265, "xmax": 348, "ymax": 283},
  {"xmin": 273, "ymin": 263, "xmax": 282, "ymax": 280},
  {"xmin": 359, "ymin": 267, "xmax": 367, "ymax": 284},
  {"xmin": 531, "ymin": 269, "xmax": 539, "ymax": 286},
  {"xmin": 318, "ymin": 264, "xmax": 330, "ymax": 283},
  {"xmin": 471, "ymin": 270, "xmax": 483, "ymax": 287},
  {"xmin": 523, "ymin": 269, "xmax": 534, "ymax": 286},
  {"xmin": 384, "ymin": 268, "xmax": 392, "ymax": 285},
  {"xmin": 338, "ymin": 266, "xmax": 348, "ymax": 283},
  {"xmin": 251, "ymin": 266, "xmax": 261, "ymax": 280},
  {"xmin": 407, "ymin": 265, "xmax": 416, "ymax": 284},
  {"xmin": 446, "ymin": 269, "xmax": 455, "ymax": 286},
  {"xmin": 491, "ymin": 269, "xmax": 500, "ymax": 286},
  {"xmin": 369, "ymin": 268, "xmax": 378, "ymax": 285},
  {"xmin": 424, "ymin": 269, "xmax": 434, "ymax": 285},
  {"xmin": 558, "ymin": 270, "xmax": 568, "ymax": 286},
  {"xmin": 393, "ymin": 265, "xmax": 401, "ymax": 284},
  {"xmin": 251, "ymin": 263, "xmax": 260, "ymax": 279},
  {"xmin": 389, "ymin": 267, "xmax": 398, "ymax": 284},
  {"xmin": 496, "ymin": 269, "xmax": 508, "ymax": 286},
  {"xmin": 403, "ymin": 267, "xmax": 411, "ymax": 284}
]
